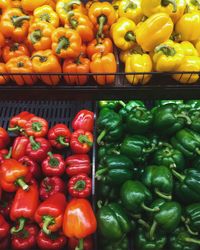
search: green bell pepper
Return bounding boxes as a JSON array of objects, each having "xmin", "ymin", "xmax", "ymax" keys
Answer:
[
  {"xmin": 185, "ymin": 100, "xmax": 200, "ymax": 109},
  {"xmin": 125, "ymin": 106, "xmax": 153, "ymax": 135},
  {"xmin": 99, "ymin": 100, "xmax": 126, "ymax": 110},
  {"xmin": 98, "ymin": 143, "xmax": 120, "ymax": 160},
  {"xmin": 184, "ymin": 203, "xmax": 200, "ymax": 234},
  {"xmin": 171, "ymin": 129, "xmax": 200, "ymax": 159},
  {"xmin": 188, "ymin": 108, "xmax": 200, "ymax": 133},
  {"xmin": 119, "ymin": 100, "xmax": 145, "ymax": 119},
  {"xmin": 169, "ymin": 227, "xmax": 200, "ymax": 250},
  {"xmin": 96, "ymin": 154, "xmax": 134, "ymax": 186},
  {"xmin": 155, "ymin": 100, "xmax": 184, "ymax": 106},
  {"xmin": 97, "ymin": 108, "xmax": 123, "ymax": 145},
  {"xmin": 96, "ymin": 181, "xmax": 119, "ymax": 204},
  {"xmin": 100, "ymin": 236, "xmax": 129, "ymax": 250},
  {"xmin": 120, "ymin": 180, "xmax": 159, "ymax": 213},
  {"xmin": 192, "ymin": 157, "xmax": 200, "ymax": 169},
  {"xmin": 97, "ymin": 202, "xmax": 132, "ymax": 240},
  {"xmin": 135, "ymin": 227, "xmax": 167, "ymax": 250},
  {"xmin": 142, "ymin": 165, "xmax": 173, "ymax": 200}
]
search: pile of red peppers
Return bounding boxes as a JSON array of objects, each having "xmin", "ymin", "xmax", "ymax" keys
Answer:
[{"xmin": 0, "ymin": 109, "xmax": 96, "ymax": 250}]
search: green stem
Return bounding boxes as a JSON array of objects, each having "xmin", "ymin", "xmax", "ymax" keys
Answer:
[
  {"xmin": 8, "ymin": 126, "xmax": 21, "ymax": 132},
  {"xmin": 29, "ymin": 136, "xmax": 40, "ymax": 151},
  {"xmin": 30, "ymin": 30, "xmax": 42, "ymax": 44},
  {"xmin": 185, "ymin": 237, "xmax": 200, "ymax": 245},
  {"xmin": 31, "ymin": 55, "xmax": 48, "ymax": 62},
  {"xmin": 42, "ymin": 216, "xmax": 55, "ymax": 235},
  {"xmin": 32, "ymin": 122, "xmax": 42, "ymax": 132},
  {"xmin": 141, "ymin": 203, "xmax": 160, "ymax": 212},
  {"xmin": 64, "ymin": 0, "xmax": 81, "ymax": 12},
  {"xmin": 191, "ymin": 0, "xmax": 200, "ymax": 9},
  {"xmin": 196, "ymin": 148, "xmax": 200, "ymax": 155},
  {"xmin": 124, "ymin": 1, "xmax": 137, "ymax": 12},
  {"xmin": 16, "ymin": 178, "xmax": 29, "ymax": 191},
  {"xmin": 119, "ymin": 101, "xmax": 126, "ymax": 107},
  {"xmin": 185, "ymin": 223, "xmax": 199, "ymax": 236},
  {"xmin": 75, "ymin": 239, "xmax": 84, "ymax": 250},
  {"xmin": 176, "ymin": 114, "xmax": 191, "ymax": 125},
  {"xmin": 149, "ymin": 221, "xmax": 157, "ymax": 240},
  {"xmin": 172, "ymin": 169, "xmax": 185, "ymax": 182},
  {"xmin": 97, "ymin": 15, "xmax": 107, "ymax": 38},
  {"xmin": 97, "ymin": 130, "xmax": 107, "ymax": 145},
  {"xmin": 74, "ymin": 180, "xmax": 86, "ymax": 191},
  {"xmin": 5, "ymin": 147, "xmax": 12, "ymax": 159},
  {"xmin": 57, "ymin": 136, "xmax": 69, "ymax": 146},
  {"xmin": 78, "ymin": 134, "xmax": 93, "ymax": 147},
  {"xmin": 56, "ymin": 37, "xmax": 69, "ymax": 54},
  {"xmin": 155, "ymin": 188, "xmax": 172, "ymax": 200},
  {"xmin": 11, "ymin": 218, "xmax": 26, "ymax": 234},
  {"xmin": 95, "ymin": 168, "xmax": 107, "ymax": 180},
  {"xmin": 138, "ymin": 219, "xmax": 150, "ymax": 230},
  {"xmin": 125, "ymin": 31, "xmax": 136, "ymax": 42},
  {"xmin": 155, "ymin": 45, "xmax": 176, "ymax": 56},
  {"xmin": 12, "ymin": 16, "xmax": 30, "ymax": 27},
  {"xmin": 161, "ymin": 0, "xmax": 177, "ymax": 12}
]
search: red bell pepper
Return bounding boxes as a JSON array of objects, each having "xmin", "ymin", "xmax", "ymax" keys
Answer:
[
  {"xmin": 37, "ymin": 230, "xmax": 67, "ymax": 250},
  {"xmin": 10, "ymin": 182, "xmax": 39, "ymax": 234},
  {"xmin": 68, "ymin": 236, "xmax": 93, "ymax": 250},
  {"xmin": 63, "ymin": 198, "xmax": 97, "ymax": 249},
  {"xmin": 0, "ymin": 127, "xmax": 10, "ymax": 149},
  {"xmin": 24, "ymin": 116, "xmax": 49, "ymax": 138},
  {"xmin": 0, "ymin": 159, "xmax": 30, "ymax": 192},
  {"xmin": 26, "ymin": 136, "xmax": 51, "ymax": 163},
  {"xmin": 0, "ymin": 237, "xmax": 10, "ymax": 250},
  {"xmin": 40, "ymin": 177, "xmax": 65, "ymax": 201},
  {"xmin": 0, "ymin": 149, "xmax": 11, "ymax": 165},
  {"xmin": 68, "ymin": 174, "xmax": 92, "ymax": 198},
  {"xmin": 48, "ymin": 124, "xmax": 71, "ymax": 149},
  {"xmin": 11, "ymin": 224, "xmax": 39, "ymax": 250},
  {"xmin": 42, "ymin": 152, "xmax": 65, "ymax": 177},
  {"xmin": 0, "ymin": 214, "xmax": 10, "ymax": 239},
  {"xmin": 8, "ymin": 112, "xmax": 34, "ymax": 133},
  {"xmin": 34, "ymin": 193, "xmax": 67, "ymax": 235},
  {"xmin": 65, "ymin": 154, "xmax": 91, "ymax": 177},
  {"xmin": 70, "ymin": 129, "xmax": 93, "ymax": 154},
  {"xmin": 19, "ymin": 156, "xmax": 41, "ymax": 180},
  {"xmin": 11, "ymin": 136, "xmax": 29, "ymax": 160},
  {"xmin": 72, "ymin": 110, "xmax": 94, "ymax": 132}
]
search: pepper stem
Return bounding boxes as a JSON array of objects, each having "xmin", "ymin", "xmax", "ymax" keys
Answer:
[
  {"xmin": 57, "ymin": 136, "xmax": 69, "ymax": 146},
  {"xmin": 56, "ymin": 37, "xmax": 70, "ymax": 54},
  {"xmin": 42, "ymin": 216, "xmax": 55, "ymax": 235},
  {"xmin": 155, "ymin": 45, "xmax": 176, "ymax": 56},
  {"xmin": 119, "ymin": 101, "xmax": 126, "ymax": 107},
  {"xmin": 191, "ymin": 0, "xmax": 200, "ymax": 9},
  {"xmin": 5, "ymin": 147, "xmax": 12, "ymax": 159},
  {"xmin": 124, "ymin": 1, "xmax": 137, "ymax": 12},
  {"xmin": 32, "ymin": 122, "xmax": 42, "ymax": 132},
  {"xmin": 8, "ymin": 126, "xmax": 21, "ymax": 132},
  {"xmin": 141, "ymin": 203, "xmax": 160, "ymax": 212},
  {"xmin": 64, "ymin": 0, "xmax": 81, "ymax": 12},
  {"xmin": 172, "ymin": 169, "xmax": 185, "ymax": 182},
  {"xmin": 125, "ymin": 31, "xmax": 136, "ymax": 42},
  {"xmin": 75, "ymin": 239, "xmax": 84, "ymax": 250},
  {"xmin": 30, "ymin": 30, "xmax": 42, "ymax": 44},
  {"xmin": 16, "ymin": 178, "xmax": 29, "ymax": 191},
  {"xmin": 161, "ymin": 0, "xmax": 177, "ymax": 12},
  {"xmin": 196, "ymin": 148, "xmax": 200, "ymax": 155},
  {"xmin": 155, "ymin": 188, "xmax": 172, "ymax": 200},
  {"xmin": 78, "ymin": 134, "xmax": 93, "ymax": 147},
  {"xmin": 97, "ymin": 15, "xmax": 107, "ymax": 38},
  {"xmin": 185, "ymin": 223, "xmax": 199, "ymax": 236},
  {"xmin": 149, "ymin": 221, "xmax": 157, "ymax": 240},
  {"xmin": 97, "ymin": 130, "xmax": 107, "ymax": 145},
  {"xmin": 74, "ymin": 180, "xmax": 86, "ymax": 191},
  {"xmin": 176, "ymin": 114, "xmax": 191, "ymax": 125},
  {"xmin": 12, "ymin": 16, "xmax": 30, "ymax": 27},
  {"xmin": 31, "ymin": 55, "xmax": 48, "ymax": 62},
  {"xmin": 95, "ymin": 168, "xmax": 108, "ymax": 180},
  {"xmin": 185, "ymin": 237, "xmax": 200, "ymax": 245},
  {"xmin": 138, "ymin": 219, "xmax": 150, "ymax": 230},
  {"xmin": 11, "ymin": 217, "xmax": 26, "ymax": 234},
  {"xmin": 29, "ymin": 136, "xmax": 40, "ymax": 151}
]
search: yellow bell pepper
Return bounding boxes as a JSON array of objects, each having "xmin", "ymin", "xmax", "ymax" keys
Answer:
[
  {"xmin": 180, "ymin": 41, "xmax": 199, "ymax": 56},
  {"xmin": 33, "ymin": 5, "xmax": 60, "ymax": 28},
  {"xmin": 120, "ymin": 49, "xmax": 133, "ymax": 63},
  {"xmin": 194, "ymin": 40, "xmax": 200, "ymax": 55},
  {"xmin": 112, "ymin": 0, "xmax": 121, "ymax": 18},
  {"xmin": 110, "ymin": 17, "xmax": 136, "ymax": 51},
  {"xmin": 153, "ymin": 40, "xmax": 184, "ymax": 72},
  {"xmin": 175, "ymin": 12, "xmax": 200, "ymax": 41},
  {"xmin": 135, "ymin": 13, "xmax": 174, "ymax": 52},
  {"xmin": 118, "ymin": 0, "xmax": 144, "ymax": 24},
  {"xmin": 21, "ymin": 0, "xmax": 55, "ymax": 12},
  {"xmin": 125, "ymin": 53, "xmax": 153, "ymax": 85},
  {"xmin": 185, "ymin": 0, "xmax": 200, "ymax": 12},
  {"xmin": 173, "ymin": 56, "xmax": 200, "ymax": 84}
]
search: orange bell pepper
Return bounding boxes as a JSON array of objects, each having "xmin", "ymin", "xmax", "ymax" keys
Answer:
[
  {"xmin": 11, "ymin": 0, "xmax": 22, "ymax": 8},
  {"xmin": 63, "ymin": 54, "xmax": 90, "ymax": 85},
  {"xmin": 6, "ymin": 56, "xmax": 37, "ymax": 86},
  {"xmin": 2, "ymin": 42, "xmax": 30, "ymax": 63},
  {"xmin": 52, "ymin": 27, "xmax": 81, "ymax": 59},
  {"xmin": 21, "ymin": 0, "xmax": 55, "ymax": 12},
  {"xmin": 90, "ymin": 52, "xmax": 117, "ymax": 85},
  {"xmin": 0, "ymin": 63, "xmax": 9, "ymax": 85},
  {"xmin": 0, "ymin": 32, "xmax": 5, "ymax": 49},
  {"xmin": 80, "ymin": 44, "xmax": 87, "ymax": 57},
  {"xmin": 65, "ymin": 11, "xmax": 94, "ymax": 42},
  {"xmin": 0, "ymin": 8, "xmax": 30, "ymax": 42},
  {"xmin": 88, "ymin": 2, "xmax": 116, "ymax": 38},
  {"xmin": 0, "ymin": 0, "xmax": 11, "ymax": 13},
  {"xmin": 28, "ymin": 22, "xmax": 55, "ymax": 51},
  {"xmin": 31, "ymin": 49, "xmax": 62, "ymax": 85},
  {"xmin": 86, "ymin": 0, "xmax": 98, "ymax": 10},
  {"xmin": 86, "ymin": 37, "xmax": 113, "ymax": 59}
]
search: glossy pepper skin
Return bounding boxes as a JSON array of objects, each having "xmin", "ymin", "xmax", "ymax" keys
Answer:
[
  {"xmin": 72, "ymin": 110, "xmax": 94, "ymax": 132},
  {"xmin": 0, "ymin": 214, "xmax": 10, "ymax": 239},
  {"xmin": 187, "ymin": 108, "xmax": 200, "ymax": 133},
  {"xmin": 70, "ymin": 129, "xmax": 93, "ymax": 154},
  {"xmin": 8, "ymin": 111, "xmax": 34, "ymax": 133},
  {"xmin": 21, "ymin": 0, "xmax": 54, "ymax": 12},
  {"xmin": 184, "ymin": 203, "xmax": 200, "ymax": 234},
  {"xmin": 98, "ymin": 142, "xmax": 120, "ymax": 160},
  {"xmin": 0, "ymin": 63, "xmax": 9, "ymax": 85},
  {"xmin": 10, "ymin": 182, "xmax": 39, "ymax": 234},
  {"xmin": 19, "ymin": 156, "xmax": 41, "ymax": 180},
  {"xmin": 39, "ymin": 176, "xmax": 65, "ymax": 201},
  {"xmin": 155, "ymin": 100, "xmax": 184, "ymax": 106},
  {"xmin": 68, "ymin": 236, "xmax": 93, "ymax": 250},
  {"xmin": 119, "ymin": 100, "xmax": 145, "ymax": 119},
  {"xmin": 0, "ymin": 127, "xmax": 9, "ymax": 150},
  {"xmin": 11, "ymin": 136, "xmax": 29, "ymax": 160},
  {"xmin": 99, "ymin": 100, "xmax": 125, "ymax": 111},
  {"xmin": 42, "ymin": 152, "xmax": 65, "ymax": 177},
  {"xmin": 100, "ymin": 236, "xmax": 129, "ymax": 250},
  {"xmin": 35, "ymin": 193, "xmax": 67, "ymax": 235},
  {"xmin": 48, "ymin": 124, "xmax": 71, "ymax": 149},
  {"xmin": 97, "ymin": 202, "xmax": 131, "ymax": 240},
  {"xmin": 180, "ymin": 41, "xmax": 199, "ymax": 56}
]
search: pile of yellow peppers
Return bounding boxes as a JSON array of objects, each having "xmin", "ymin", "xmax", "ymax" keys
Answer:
[{"xmin": 111, "ymin": 0, "xmax": 200, "ymax": 84}]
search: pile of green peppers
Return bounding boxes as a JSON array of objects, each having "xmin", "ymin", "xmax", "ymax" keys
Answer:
[{"xmin": 96, "ymin": 100, "xmax": 200, "ymax": 250}]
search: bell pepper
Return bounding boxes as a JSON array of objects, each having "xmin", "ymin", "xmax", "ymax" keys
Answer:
[
  {"xmin": 63, "ymin": 55, "xmax": 90, "ymax": 85},
  {"xmin": 19, "ymin": 156, "xmax": 41, "ymax": 180},
  {"xmin": 6, "ymin": 56, "xmax": 37, "ymax": 86},
  {"xmin": 186, "ymin": 100, "xmax": 200, "ymax": 109},
  {"xmin": 135, "ymin": 13, "xmax": 174, "ymax": 52},
  {"xmin": 68, "ymin": 236, "xmax": 93, "ymax": 250},
  {"xmin": 0, "ymin": 237, "xmax": 10, "ymax": 250},
  {"xmin": 0, "ymin": 214, "xmax": 10, "ymax": 239},
  {"xmin": 0, "ymin": 191, "xmax": 13, "ymax": 218},
  {"xmin": 125, "ymin": 52, "xmax": 152, "ymax": 85},
  {"xmin": 86, "ymin": 37, "xmax": 113, "ymax": 59},
  {"xmin": 172, "ymin": 56, "xmax": 200, "ymax": 84},
  {"xmin": 99, "ymin": 100, "xmax": 125, "ymax": 110},
  {"xmin": 21, "ymin": 0, "xmax": 54, "ymax": 12},
  {"xmin": 153, "ymin": 104, "xmax": 191, "ymax": 136},
  {"xmin": 42, "ymin": 152, "xmax": 65, "ymax": 177},
  {"xmin": 153, "ymin": 40, "xmax": 184, "ymax": 72},
  {"xmin": 26, "ymin": 136, "xmax": 51, "ymax": 163},
  {"xmin": 186, "ymin": 0, "xmax": 200, "ymax": 12},
  {"xmin": 88, "ymin": 2, "xmax": 116, "ymax": 38},
  {"xmin": 184, "ymin": 203, "xmax": 200, "ymax": 234},
  {"xmin": 11, "ymin": 224, "xmax": 39, "ymax": 250},
  {"xmin": 0, "ymin": 0, "xmax": 11, "ymax": 13},
  {"xmin": 120, "ymin": 180, "xmax": 158, "ymax": 213},
  {"xmin": 155, "ymin": 100, "xmax": 184, "ymax": 106},
  {"xmin": 11, "ymin": 136, "xmax": 29, "ymax": 161},
  {"xmin": 0, "ymin": 127, "xmax": 9, "ymax": 150},
  {"xmin": 65, "ymin": 11, "xmax": 94, "ymax": 43},
  {"xmin": 180, "ymin": 41, "xmax": 199, "ymax": 56},
  {"xmin": 195, "ymin": 39, "xmax": 200, "ymax": 55},
  {"xmin": 98, "ymin": 143, "xmax": 121, "ymax": 159},
  {"xmin": 11, "ymin": 0, "xmax": 22, "ymax": 8},
  {"xmin": 68, "ymin": 174, "xmax": 92, "ymax": 198},
  {"xmin": 0, "ymin": 149, "xmax": 10, "ymax": 165},
  {"xmin": 97, "ymin": 181, "xmax": 119, "ymax": 204},
  {"xmin": 90, "ymin": 52, "xmax": 117, "ymax": 85},
  {"xmin": 135, "ymin": 227, "xmax": 167, "ymax": 250},
  {"xmin": 10, "ymin": 182, "xmax": 39, "ymax": 234},
  {"xmin": 153, "ymin": 145, "xmax": 185, "ymax": 171},
  {"xmin": 24, "ymin": 116, "xmax": 48, "ymax": 138},
  {"xmin": 37, "ymin": 230, "xmax": 67, "ymax": 250},
  {"xmin": 100, "ymin": 235, "xmax": 129, "ymax": 250},
  {"xmin": 97, "ymin": 108, "xmax": 123, "ymax": 145},
  {"xmin": 0, "ymin": 159, "xmax": 30, "ymax": 192},
  {"xmin": 51, "ymin": 27, "xmax": 81, "ymax": 59},
  {"xmin": 97, "ymin": 202, "xmax": 131, "ymax": 240},
  {"xmin": 118, "ymin": 0, "xmax": 143, "ymax": 24},
  {"xmin": 33, "ymin": 5, "xmax": 59, "ymax": 28},
  {"xmin": 39, "ymin": 176, "xmax": 65, "ymax": 201},
  {"xmin": 0, "ymin": 8, "xmax": 30, "ymax": 42},
  {"xmin": 8, "ymin": 111, "xmax": 34, "ymax": 132},
  {"xmin": 110, "ymin": 17, "xmax": 136, "ymax": 51},
  {"xmin": 2, "ymin": 42, "xmax": 30, "ymax": 63},
  {"xmin": 96, "ymin": 154, "xmax": 134, "ymax": 186},
  {"xmin": 72, "ymin": 110, "xmax": 94, "ymax": 132},
  {"xmin": 70, "ymin": 129, "xmax": 93, "ymax": 154},
  {"xmin": 119, "ymin": 100, "xmax": 145, "ymax": 118},
  {"xmin": 28, "ymin": 22, "xmax": 55, "ymax": 51},
  {"xmin": 142, "ymin": 165, "xmax": 173, "ymax": 200},
  {"xmin": 35, "ymin": 193, "xmax": 66, "ymax": 235},
  {"xmin": 169, "ymin": 226, "xmax": 200, "ymax": 250},
  {"xmin": 65, "ymin": 154, "xmax": 91, "ymax": 177},
  {"xmin": 48, "ymin": 124, "xmax": 71, "ymax": 149},
  {"xmin": 31, "ymin": 50, "xmax": 62, "ymax": 85},
  {"xmin": 187, "ymin": 108, "xmax": 200, "ymax": 133},
  {"xmin": 0, "ymin": 63, "xmax": 9, "ymax": 85},
  {"xmin": 175, "ymin": 12, "xmax": 200, "ymax": 42}
]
